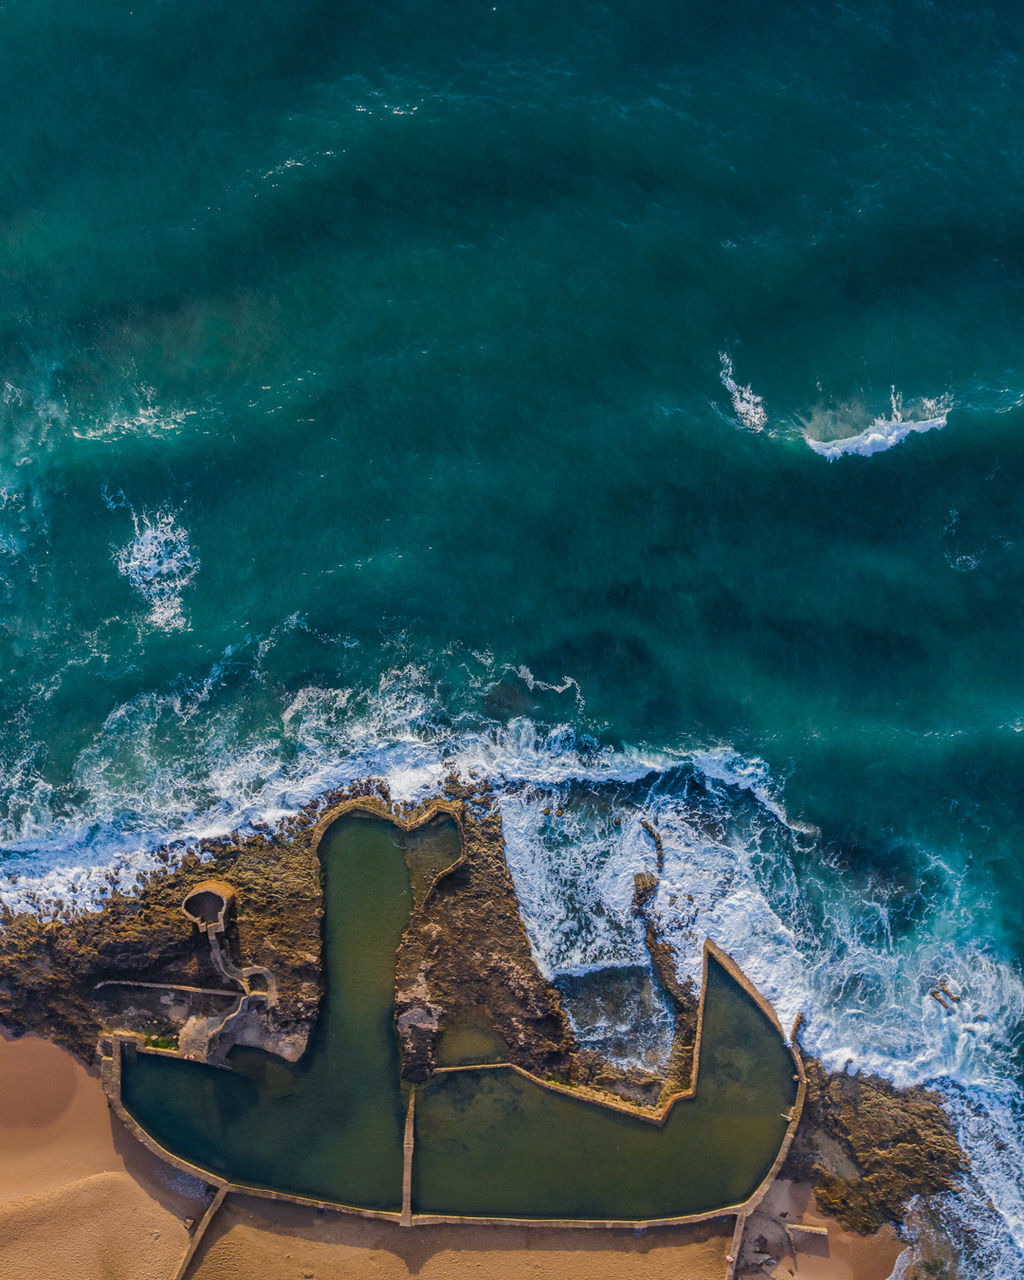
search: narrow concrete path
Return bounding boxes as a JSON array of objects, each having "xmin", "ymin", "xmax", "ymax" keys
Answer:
[
  {"xmin": 401, "ymin": 1091, "xmax": 416, "ymax": 1227},
  {"xmin": 94, "ymin": 981, "xmax": 240, "ymax": 997},
  {"xmin": 173, "ymin": 1185, "xmax": 228, "ymax": 1280}
]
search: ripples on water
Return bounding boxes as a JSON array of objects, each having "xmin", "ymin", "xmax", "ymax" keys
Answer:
[{"xmin": 3, "ymin": 0, "xmax": 1024, "ymax": 1272}]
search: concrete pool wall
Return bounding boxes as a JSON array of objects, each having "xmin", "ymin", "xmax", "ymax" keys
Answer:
[{"xmin": 100, "ymin": 795, "xmax": 805, "ymax": 1268}]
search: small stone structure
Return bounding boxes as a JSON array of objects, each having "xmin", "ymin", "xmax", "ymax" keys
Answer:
[
  {"xmin": 181, "ymin": 881, "xmax": 237, "ymax": 937},
  {"xmin": 179, "ymin": 878, "xmax": 275, "ymax": 1011},
  {"xmin": 171, "ymin": 878, "xmax": 277, "ymax": 1061}
]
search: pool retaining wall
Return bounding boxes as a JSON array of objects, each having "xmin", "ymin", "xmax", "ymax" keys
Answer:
[{"xmin": 98, "ymin": 795, "xmax": 806, "ymax": 1278}]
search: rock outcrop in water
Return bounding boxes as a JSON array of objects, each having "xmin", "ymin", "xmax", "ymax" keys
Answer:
[
  {"xmin": 0, "ymin": 780, "xmax": 575, "ymax": 1082},
  {"xmin": 782, "ymin": 1057, "xmax": 966, "ymax": 1233},
  {"xmin": 630, "ymin": 827, "xmax": 701, "ymax": 1103},
  {"xmin": 0, "ymin": 805, "xmax": 326, "ymax": 1061},
  {"xmin": 0, "ymin": 777, "xmax": 966, "ymax": 1240},
  {"xmin": 393, "ymin": 777, "xmax": 574, "ymax": 1083}
]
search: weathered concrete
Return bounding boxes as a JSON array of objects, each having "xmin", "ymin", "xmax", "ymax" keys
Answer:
[
  {"xmin": 401, "ymin": 1092, "xmax": 416, "ymax": 1227},
  {"xmin": 174, "ymin": 1185, "xmax": 228, "ymax": 1280}
]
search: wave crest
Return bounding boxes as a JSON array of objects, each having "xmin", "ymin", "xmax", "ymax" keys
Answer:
[
  {"xmin": 719, "ymin": 352, "xmax": 768, "ymax": 431},
  {"xmin": 804, "ymin": 388, "xmax": 949, "ymax": 459},
  {"xmin": 113, "ymin": 506, "xmax": 199, "ymax": 631}
]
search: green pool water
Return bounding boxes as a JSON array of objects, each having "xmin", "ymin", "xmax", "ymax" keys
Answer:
[
  {"xmin": 413, "ymin": 959, "xmax": 797, "ymax": 1220},
  {"xmin": 120, "ymin": 816, "xmax": 797, "ymax": 1218},
  {"xmin": 121, "ymin": 815, "xmax": 424, "ymax": 1209}
]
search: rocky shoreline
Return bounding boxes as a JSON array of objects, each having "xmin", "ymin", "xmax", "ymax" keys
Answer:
[{"xmin": 0, "ymin": 775, "xmax": 964, "ymax": 1245}]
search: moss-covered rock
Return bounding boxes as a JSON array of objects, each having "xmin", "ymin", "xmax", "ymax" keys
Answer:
[{"xmin": 784, "ymin": 1058, "xmax": 965, "ymax": 1233}]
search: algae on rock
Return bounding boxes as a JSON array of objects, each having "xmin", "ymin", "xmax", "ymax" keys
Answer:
[{"xmin": 784, "ymin": 1058, "xmax": 965, "ymax": 1234}]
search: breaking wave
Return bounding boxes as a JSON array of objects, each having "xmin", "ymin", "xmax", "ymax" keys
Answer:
[
  {"xmin": 719, "ymin": 352, "xmax": 768, "ymax": 431},
  {"xmin": 803, "ymin": 388, "xmax": 950, "ymax": 459},
  {"xmin": 0, "ymin": 646, "xmax": 1022, "ymax": 1274},
  {"xmin": 111, "ymin": 502, "xmax": 199, "ymax": 631}
]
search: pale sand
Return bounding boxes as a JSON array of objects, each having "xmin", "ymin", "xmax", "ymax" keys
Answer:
[
  {"xmin": 739, "ymin": 1178, "xmax": 910, "ymax": 1280},
  {"xmin": 0, "ymin": 1028, "xmax": 912, "ymax": 1280},
  {"xmin": 190, "ymin": 1197, "xmax": 732, "ymax": 1280},
  {"xmin": 0, "ymin": 1028, "xmax": 209, "ymax": 1280}
]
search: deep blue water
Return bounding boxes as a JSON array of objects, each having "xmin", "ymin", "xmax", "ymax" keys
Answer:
[{"xmin": 2, "ymin": 0, "xmax": 1024, "ymax": 1270}]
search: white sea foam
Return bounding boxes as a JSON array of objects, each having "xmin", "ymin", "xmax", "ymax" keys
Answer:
[
  {"xmin": 73, "ymin": 385, "xmax": 197, "ymax": 442},
  {"xmin": 932, "ymin": 1088, "xmax": 1024, "ymax": 1275},
  {"xmin": 494, "ymin": 758, "xmax": 1024, "ymax": 1275},
  {"xmin": 0, "ymin": 367, "xmax": 63, "ymax": 585},
  {"xmin": 804, "ymin": 388, "xmax": 949, "ymax": 459},
  {"xmin": 114, "ymin": 506, "xmax": 199, "ymax": 631},
  {"xmin": 882, "ymin": 1247, "xmax": 915, "ymax": 1280},
  {"xmin": 0, "ymin": 364, "xmax": 66, "ymax": 466},
  {"xmin": 719, "ymin": 353, "xmax": 767, "ymax": 431},
  {"xmin": 3, "ymin": 353, "xmax": 195, "ymax": 449},
  {"xmin": 1, "ymin": 655, "xmax": 1023, "ymax": 1272}
]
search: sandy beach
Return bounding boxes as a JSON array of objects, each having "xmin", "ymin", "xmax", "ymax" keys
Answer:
[
  {"xmin": 0, "ymin": 1027, "xmax": 909, "ymax": 1280},
  {"xmin": 738, "ymin": 1178, "xmax": 909, "ymax": 1280},
  {"xmin": 0, "ymin": 1028, "xmax": 208, "ymax": 1280},
  {"xmin": 189, "ymin": 1196, "xmax": 732, "ymax": 1280}
]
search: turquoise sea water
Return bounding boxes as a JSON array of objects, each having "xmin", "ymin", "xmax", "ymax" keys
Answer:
[{"xmin": 2, "ymin": 0, "xmax": 1024, "ymax": 1270}]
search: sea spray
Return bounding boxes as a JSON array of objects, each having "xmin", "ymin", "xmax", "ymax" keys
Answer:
[
  {"xmin": 718, "ymin": 352, "xmax": 768, "ymax": 432},
  {"xmin": 802, "ymin": 388, "xmax": 951, "ymax": 459},
  {"xmin": 2, "ymin": 660, "xmax": 1024, "ymax": 1271}
]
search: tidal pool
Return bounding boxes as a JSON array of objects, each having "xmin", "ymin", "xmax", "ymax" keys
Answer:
[
  {"xmin": 121, "ymin": 816, "xmax": 434, "ymax": 1209},
  {"xmin": 414, "ymin": 959, "xmax": 797, "ymax": 1219},
  {"xmin": 120, "ymin": 814, "xmax": 798, "ymax": 1219}
]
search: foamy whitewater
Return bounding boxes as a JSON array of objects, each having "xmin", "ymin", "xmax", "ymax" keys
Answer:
[
  {"xmin": 2, "ymin": 656, "xmax": 1023, "ymax": 1272},
  {"xmin": 718, "ymin": 353, "xmax": 768, "ymax": 432},
  {"xmin": 111, "ymin": 502, "xmax": 199, "ymax": 632},
  {"xmin": 3, "ymin": 0, "xmax": 1024, "ymax": 1273},
  {"xmin": 805, "ymin": 414, "xmax": 947, "ymax": 459}
]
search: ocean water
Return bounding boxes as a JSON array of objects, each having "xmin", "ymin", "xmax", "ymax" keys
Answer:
[{"xmin": 2, "ymin": 0, "xmax": 1024, "ymax": 1270}]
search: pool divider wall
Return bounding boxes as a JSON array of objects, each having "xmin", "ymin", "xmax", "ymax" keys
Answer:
[
  {"xmin": 425, "ymin": 938, "xmax": 805, "ymax": 1129},
  {"xmin": 99, "ymin": 794, "xmax": 806, "ymax": 1260},
  {"xmin": 401, "ymin": 1089, "xmax": 416, "ymax": 1226},
  {"xmin": 409, "ymin": 941, "xmax": 807, "ymax": 1232}
]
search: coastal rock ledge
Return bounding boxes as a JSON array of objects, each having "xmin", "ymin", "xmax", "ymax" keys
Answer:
[{"xmin": 0, "ymin": 775, "xmax": 964, "ymax": 1249}]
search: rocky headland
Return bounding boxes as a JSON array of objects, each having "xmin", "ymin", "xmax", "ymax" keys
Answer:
[{"xmin": 0, "ymin": 775, "xmax": 964, "ymax": 1248}]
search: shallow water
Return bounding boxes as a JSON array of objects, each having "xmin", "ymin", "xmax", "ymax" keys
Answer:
[
  {"xmin": 121, "ymin": 816, "xmax": 795, "ymax": 1219},
  {"xmin": 413, "ymin": 959, "xmax": 796, "ymax": 1220},
  {"xmin": 122, "ymin": 817, "xmax": 418, "ymax": 1209},
  {"xmin": 4, "ymin": 0, "xmax": 1024, "ymax": 1269}
]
